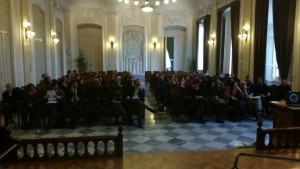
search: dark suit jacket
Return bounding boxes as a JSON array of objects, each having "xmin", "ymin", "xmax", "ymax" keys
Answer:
[{"xmin": 127, "ymin": 86, "xmax": 145, "ymax": 102}]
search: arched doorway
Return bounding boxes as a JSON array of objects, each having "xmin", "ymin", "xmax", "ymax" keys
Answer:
[
  {"xmin": 164, "ymin": 26, "xmax": 187, "ymax": 71},
  {"xmin": 77, "ymin": 24, "xmax": 103, "ymax": 72}
]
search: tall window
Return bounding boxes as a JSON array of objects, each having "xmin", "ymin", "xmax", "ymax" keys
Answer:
[
  {"xmin": 265, "ymin": 0, "xmax": 279, "ymax": 82},
  {"xmin": 221, "ymin": 8, "xmax": 233, "ymax": 75},
  {"xmin": 197, "ymin": 21, "xmax": 204, "ymax": 71}
]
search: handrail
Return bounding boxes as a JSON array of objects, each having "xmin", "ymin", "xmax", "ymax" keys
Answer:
[
  {"xmin": 256, "ymin": 118, "xmax": 300, "ymax": 150},
  {"xmin": 5, "ymin": 126, "xmax": 123, "ymax": 162},
  {"xmin": 232, "ymin": 152, "xmax": 300, "ymax": 169}
]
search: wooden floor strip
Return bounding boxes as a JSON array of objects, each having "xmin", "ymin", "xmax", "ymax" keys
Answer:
[{"xmin": 2, "ymin": 148, "xmax": 300, "ymax": 169}]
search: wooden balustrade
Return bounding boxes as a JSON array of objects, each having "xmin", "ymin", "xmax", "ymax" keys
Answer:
[
  {"xmin": 3, "ymin": 126, "xmax": 123, "ymax": 162},
  {"xmin": 256, "ymin": 119, "xmax": 300, "ymax": 150}
]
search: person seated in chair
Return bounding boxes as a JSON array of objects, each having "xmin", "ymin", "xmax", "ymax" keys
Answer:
[
  {"xmin": 65, "ymin": 81, "xmax": 80, "ymax": 128},
  {"xmin": 208, "ymin": 77, "xmax": 226, "ymax": 123},
  {"xmin": 251, "ymin": 77, "xmax": 271, "ymax": 115},
  {"xmin": 277, "ymin": 79, "xmax": 292, "ymax": 101},
  {"xmin": 2, "ymin": 83, "xmax": 18, "ymax": 127},
  {"xmin": 125, "ymin": 79, "xmax": 156, "ymax": 128},
  {"xmin": 109, "ymin": 83, "xmax": 125, "ymax": 125},
  {"xmin": 24, "ymin": 83, "xmax": 42, "ymax": 129},
  {"xmin": 224, "ymin": 79, "xmax": 246, "ymax": 121},
  {"xmin": 44, "ymin": 82, "xmax": 64, "ymax": 130}
]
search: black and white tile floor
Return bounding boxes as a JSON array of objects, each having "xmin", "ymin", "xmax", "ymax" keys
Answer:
[{"xmin": 11, "ymin": 81, "xmax": 273, "ymax": 155}]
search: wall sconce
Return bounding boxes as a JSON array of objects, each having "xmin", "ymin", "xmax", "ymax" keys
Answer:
[
  {"xmin": 51, "ymin": 31, "xmax": 59, "ymax": 44},
  {"xmin": 110, "ymin": 41, "xmax": 114, "ymax": 48},
  {"xmin": 108, "ymin": 37, "xmax": 116, "ymax": 49},
  {"xmin": 207, "ymin": 34, "xmax": 216, "ymax": 46},
  {"xmin": 238, "ymin": 25, "xmax": 250, "ymax": 41},
  {"xmin": 152, "ymin": 37, "xmax": 159, "ymax": 49},
  {"xmin": 23, "ymin": 21, "xmax": 35, "ymax": 39},
  {"xmin": 153, "ymin": 42, "xmax": 157, "ymax": 49}
]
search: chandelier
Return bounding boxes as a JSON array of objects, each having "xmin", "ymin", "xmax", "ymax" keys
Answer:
[{"xmin": 118, "ymin": 0, "xmax": 177, "ymax": 12}]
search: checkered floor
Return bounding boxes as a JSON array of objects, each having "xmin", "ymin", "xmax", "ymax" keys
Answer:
[{"xmin": 10, "ymin": 82, "xmax": 273, "ymax": 155}]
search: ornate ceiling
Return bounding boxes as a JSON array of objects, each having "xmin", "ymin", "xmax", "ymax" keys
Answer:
[{"xmin": 58, "ymin": 0, "xmax": 218, "ymax": 17}]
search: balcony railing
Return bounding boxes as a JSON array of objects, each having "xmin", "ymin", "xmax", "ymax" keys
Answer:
[
  {"xmin": 256, "ymin": 119, "xmax": 300, "ymax": 150},
  {"xmin": 2, "ymin": 126, "xmax": 123, "ymax": 162}
]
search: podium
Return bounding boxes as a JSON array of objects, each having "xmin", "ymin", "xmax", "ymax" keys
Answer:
[{"xmin": 270, "ymin": 101, "xmax": 300, "ymax": 128}]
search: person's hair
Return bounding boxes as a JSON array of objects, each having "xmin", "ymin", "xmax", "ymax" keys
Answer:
[{"xmin": 5, "ymin": 83, "xmax": 12, "ymax": 88}]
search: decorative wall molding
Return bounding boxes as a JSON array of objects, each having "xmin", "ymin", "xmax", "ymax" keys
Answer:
[
  {"xmin": 52, "ymin": 0, "xmax": 64, "ymax": 13},
  {"xmin": 217, "ymin": 0, "xmax": 236, "ymax": 8},
  {"xmin": 162, "ymin": 11, "xmax": 188, "ymax": 26},
  {"xmin": 74, "ymin": 8, "xmax": 104, "ymax": 25},
  {"xmin": 120, "ymin": 8, "xmax": 146, "ymax": 25}
]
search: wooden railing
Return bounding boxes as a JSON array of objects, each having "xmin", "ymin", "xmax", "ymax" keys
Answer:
[
  {"xmin": 256, "ymin": 119, "xmax": 300, "ymax": 150},
  {"xmin": 0, "ymin": 127, "xmax": 20, "ymax": 162},
  {"xmin": 3, "ymin": 126, "xmax": 123, "ymax": 162}
]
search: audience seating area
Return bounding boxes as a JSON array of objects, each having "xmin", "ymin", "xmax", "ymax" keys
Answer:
[
  {"xmin": 0, "ymin": 70, "xmax": 144, "ymax": 130},
  {"xmin": 1, "ymin": 70, "xmax": 290, "ymax": 131},
  {"xmin": 146, "ymin": 71, "xmax": 285, "ymax": 123}
]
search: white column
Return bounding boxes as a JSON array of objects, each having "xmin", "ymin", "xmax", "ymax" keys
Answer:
[{"xmin": 10, "ymin": 0, "xmax": 25, "ymax": 87}]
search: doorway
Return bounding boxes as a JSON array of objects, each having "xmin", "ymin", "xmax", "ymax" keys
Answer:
[
  {"xmin": 164, "ymin": 26, "xmax": 187, "ymax": 71},
  {"xmin": 77, "ymin": 24, "xmax": 103, "ymax": 72}
]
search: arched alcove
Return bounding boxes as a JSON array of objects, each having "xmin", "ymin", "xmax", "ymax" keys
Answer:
[
  {"xmin": 122, "ymin": 25, "xmax": 145, "ymax": 74},
  {"xmin": 77, "ymin": 24, "xmax": 103, "ymax": 72}
]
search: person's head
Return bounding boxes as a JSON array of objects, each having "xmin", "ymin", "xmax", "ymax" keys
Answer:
[
  {"xmin": 42, "ymin": 73, "xmax": 48, "ymax": 79},
  {"xmin": 134, "ymin": 79, "xmax": 141, "ymax": 87},
  {"xmin": 94, "ymin": 78, "xmax": 101, "ymax": 86},
  {"xmin": 5, "ymin": 83, "xmax": 13, "ymax": 92},
  {"xmin": 129, "ymin": 75, "xmax": 134, "ymax": 81},
  {"xmin": 67, "ymin": 70, "xmax": 72, "ymax": 76},
  {"xmin": 27, "ymin": 83, "xmax": 36, "ymax": 92},
  {"xmin": 257, "ymin": 78, "xmax": 263, "ymax": 85},
  {"xmin": 228, "ymin": 79, "xmax": 237, "ymax": 89},
  {"xmin": 240, "ymin": 80, "xmax": 247, "ymax": 87},
  {"xmin": 51, "ymin": 83, "xmax": 59, "ymax": 90}
]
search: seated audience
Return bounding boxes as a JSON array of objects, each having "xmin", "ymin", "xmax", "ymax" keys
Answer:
[
  {"xmin": 224, "ymin": 79, "xmax": 246, "ymax": 121},
  {"xmin": 24, "ymin": 83, "xmax": 42, "ymax": 129},
  {"xmin": 277, "ymin": 79, "xmax": 292, "ymax": 100},
  {"xmin": 251, "ymin": 77, "xmax": 271, "ymax": 115},
  {"xmin": 44, "ymin": 82, "xmax": 64, "ymax": 130},
  {"xmin": 2, "ymin": 83, "xmax": 18, "ymax": 127}
]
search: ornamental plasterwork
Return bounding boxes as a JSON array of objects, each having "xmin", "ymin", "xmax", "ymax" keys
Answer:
[
  {"xmin": 120, "ymin": 8, "xmax": 146, "ymax": 25},
  {"xmin": 163, "ymin": 11, "xmax": 188, "ymax": 26},
  {"xmin": 52, "ymin": 0, "xmax": 64, "ymax": 13},
  {"xmin": 74, "ymin": 9, "xmax": 104, "ymax": 25}
]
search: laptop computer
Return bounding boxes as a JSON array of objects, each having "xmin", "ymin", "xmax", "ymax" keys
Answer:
[{"xmin": 285, "ymin": 92, "xmax": 300, "ymax": 107}]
